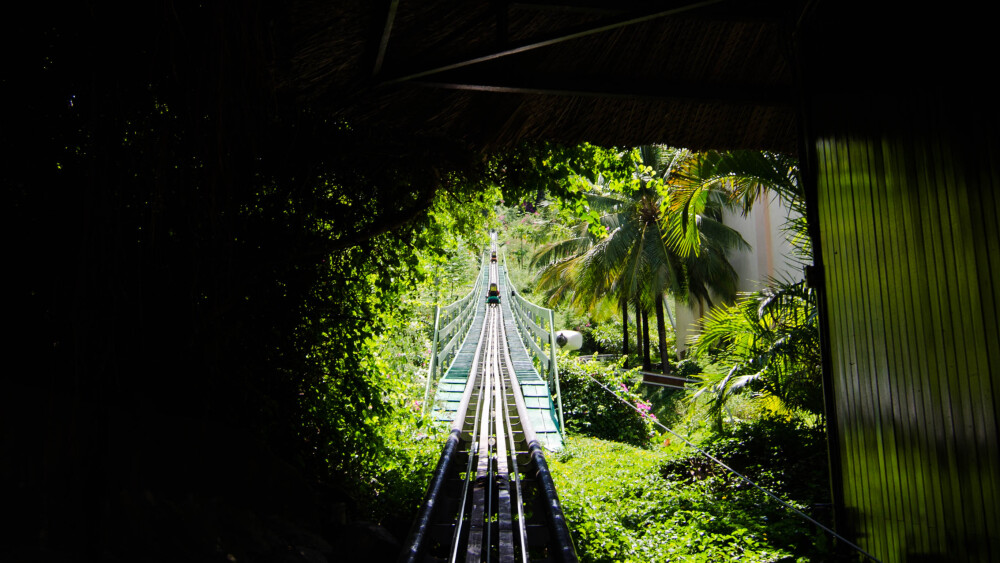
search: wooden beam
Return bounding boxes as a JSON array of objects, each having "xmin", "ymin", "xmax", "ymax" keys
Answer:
[
  {"xmin": 411, "ymin": 76, "xmax": 795, "ymax": 107},
  {"xmin": 509, "ymin": 0, "xmax": 635, "ymax": 15},
  {"xmin": 380, "ymin": 0, "xmax": 726, "ymax": 85},
  {"xmin": 512, "ymin": 0, "xmax": 790, "ymax": 22},
  {"xmin": 372, "ymin": 0, "xmax": 400, "ymax": 76},
  {"xmin": 640, "ymin": 371, "xmax": 696, "ymax": 389}
]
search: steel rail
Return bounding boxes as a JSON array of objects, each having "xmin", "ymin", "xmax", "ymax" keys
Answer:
[
  {"xmin": 498, "ymin": 305, "xmax": 578, "ymax": 563},
  {"xmin": 465, "ymin": 307, "xmax": 494, "ymax": 561},
  {"xmin": 500, "ymin": 251, "xmax": 566, "ymax": 439},
  {"xmin": 404, "ymin": 235, "xmax": 577, "ymax": 562},
  {"xmin": 491, "ymin": 311, "xmax": 515, "ymax": 561},
  {"xmin": 446, "ymin": 302, "xmax": 496, "ymax": 563},
  {"xmin": 497, "ymin": 323, "xmax": 530, "ymax": 562},
  {"xmin": 447, "ymin": 322, "xmax": 490, "ymax": 563},
  {"xmin": 402, "ymin": 296, "xmax": 492, "ymax": 563},
  {"xmin": 457, "ymin": 258, "xmax": 503, "ymax": 562}
]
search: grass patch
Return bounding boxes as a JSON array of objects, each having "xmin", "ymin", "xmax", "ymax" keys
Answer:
[{"xmin": 549, "ymin": 434, "xmax": 837, "ymax": 562}]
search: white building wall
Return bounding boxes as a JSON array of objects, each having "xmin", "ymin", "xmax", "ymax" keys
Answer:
[
  {"xmin": 675, "ymin": 194, "xmax": 804, "ymax": 355},
  {"xmin": 724, "ymin": 194, "xmax": 803, "ymax": 291}
]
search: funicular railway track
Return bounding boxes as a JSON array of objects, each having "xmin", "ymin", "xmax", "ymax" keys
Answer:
[{"xmin": 401, "ymin": 240, "xmax": 577, "ymax": 563}]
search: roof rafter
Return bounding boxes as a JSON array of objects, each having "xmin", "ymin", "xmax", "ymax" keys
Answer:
[
  {"xmin": 380, "ymin": 0, "xmax": 726, "ymax": 85},
  {"xmin": 373, "ymin": 0, "xmax": 400, "ymax": 76},
  {"xmin": 412, "ymin": 76, "xmax": 795, "ymax": 107}
]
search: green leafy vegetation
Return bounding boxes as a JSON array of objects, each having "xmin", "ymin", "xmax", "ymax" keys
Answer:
[
  {"xmin": 528, "ymin": 146, "xmax": 751, "ymax": 372},
  {"xmin": 489, "ymin": 144, "xmax": 835, "ymax": 560},
  {"xmin": 690, "ymin": 280, "xmax": 824, "ymax": 425},
  {"xmin": 557, "ymin": 358, "xmax": 655, "ymax": 446},
  {"xmin": 9, "ymin": 3, "xmax": 836, "ymax": 559},
  {"xmin": 357, "ymin": 213, "xmax": 491, "ymax": 526},
  {"xmin": 551, "ymin": 434, "xmax": 832, "ymax": 562},
  {"xmin": 9, "ymin": 12, "xmax": 545, "ymax": 551}
]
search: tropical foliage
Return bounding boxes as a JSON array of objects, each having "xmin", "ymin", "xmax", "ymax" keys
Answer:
[
  {"xmin": 14, "ymin": 10, "xmax": 827, "ymax": 554},
  {"xmin": 690, "ymin": 280, "xmax": 823, "ymax": 423},
  {"xmin": 558, "ymin": 358, "xmax": 656, "ymax": 446},
  {"xmin": 530, "ymin": 146, "xmax": 750, "ymax": 372},
  {"xmin": 667, "ymin": 149, "xmax": 824, "ymax": 424},
  {"xmin": 669, "ymin": 150, "xmax": 804, "ymax": 257},
  {"xmin": 550, "ymin": 432, "xmax": 832, "ymax": 563},
  {"xmin": 15, "ymin": 24, "xmax": 561, "ymax": 551},
  {"xmin": 492, "ymin": 144, "xmax": 833, "ymax": 561}
]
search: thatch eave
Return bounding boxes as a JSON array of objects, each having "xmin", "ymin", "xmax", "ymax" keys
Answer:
[{"xmin": 284, "ymin": 0, "xmax": 806, "ymax": 154}]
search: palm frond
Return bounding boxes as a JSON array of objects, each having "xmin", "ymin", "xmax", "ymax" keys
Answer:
[
  {"xmin": 584, "ymin": 191, "xmax": 629, "ymax": 213},
  {"xmin": 688, "ymin": 277, "xmax": 822, "ymax": 417},
  {"xmin": 531, "ymin": 232, "xmax": 591, "ymax": 267},
  {"xmin": 695, "ymin": 215, "xmax": 752, "ymax": 254},
  {"xmin": 669, "ymin": 150, "xmax": 803, "ymax": 257}
]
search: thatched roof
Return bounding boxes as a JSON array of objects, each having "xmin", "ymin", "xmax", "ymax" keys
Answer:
[{"xmin": 284, "ymin": 1, "xmax": 805, "ymax": 153}]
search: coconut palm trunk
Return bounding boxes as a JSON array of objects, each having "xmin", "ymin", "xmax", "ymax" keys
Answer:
[
  {"xmin": 634, "ymin": 298, "xmax": 642, "ymax": 362},
  {"xmin": 642, "ymin": 309, "xmax": 651, "ymax": 370},
  {"xmin": 655, "ymin": 296, "xmax": 668, "ymax": 372},
  {"xmin": 621, "ymin": 297, "xmax": 629, "ymax": 355}
]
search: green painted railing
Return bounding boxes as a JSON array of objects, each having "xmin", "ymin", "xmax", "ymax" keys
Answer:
[
  {"xmin": 421, "ymin": 251, "xmax": 488, "ymax": 415},
  {"xmin": 501, "ymin": 252, "xmax": 566, "ymax": 438}
]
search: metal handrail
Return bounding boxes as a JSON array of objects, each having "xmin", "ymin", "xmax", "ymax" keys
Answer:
[
  {"xmin": 402, "ymin": 306, "xmax": 493, "ymax": 563},
  {"xmin": 422, "ymin": 252, "xmax": 488, "ymax": 415},
  {"xmin": 500, "ymin": 252, "xmax": 566, "ymax": 438},
  {"xmin": 498, "ymin": 303, "xmax": 578, "ymax": 562}
]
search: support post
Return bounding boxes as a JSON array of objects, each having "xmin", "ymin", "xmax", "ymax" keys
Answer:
[
  {"xmin": 548, "ymin": 309, "xmax": 566, "ymax": 438},
  {"xmin": 422, "ymin": 305, "xmax": 441, "ymax": 416}
]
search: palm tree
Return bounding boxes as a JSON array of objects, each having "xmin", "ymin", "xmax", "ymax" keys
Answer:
[
  {"xmin": 634, "ymin": 146, "xmax": 750, "ymax": 370},
  {"xmin": 668, "ymin": 150, "xmax": 823, "ymax": 422},
  {"xmin": 531, "ymin": 175, "xmax": 635, "ymax": 353},
  {"xmin": 587, "ymin": 184, "xmax": 686, "ymax": 370},
  {"xmin": 533, "ymin": 146, "xmax": 749, "ymax": 371},
  {"xmin": 669, "ymin": 150, "xmax": 803, "ymax": 258}
]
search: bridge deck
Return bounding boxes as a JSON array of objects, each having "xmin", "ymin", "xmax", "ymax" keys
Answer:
[{"xmin": 430, "ymin": 261, "xmax": 563, "ymax": 451}]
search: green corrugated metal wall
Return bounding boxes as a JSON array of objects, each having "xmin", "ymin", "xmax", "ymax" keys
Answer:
[
  {"xmin": 808, "ymin": 71, "xmax": 1000, "ymax": 563},
  {"xmin": 803, "ymin": 7, "xmax": 999, "ymax": 561}
]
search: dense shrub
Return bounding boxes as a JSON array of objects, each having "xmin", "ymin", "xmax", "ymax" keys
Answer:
[
  {"xmin": 558, "ymin": 358, "xmax": 654, "ymax": 446},
  {"xmin": 689, "ymin": 416, "xmax": 828, "ymax": 501},
  {"xmin": 675, "ymin": 357, "xmax": 703, "ymax": 377},
  {"xmin": 590, "ymin": 321, "xmax": 624, "ymax": 354},
  {"xmin": 658, "ymin": 416, "xmax": 834, "ymax": 561},
  {"xmin": 690, "ymin": 281, "xmax": 823, "ymax": 419},
  {"xmin": 550, "ymin": 437, "xmax": 810, "ymax": 562}
]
